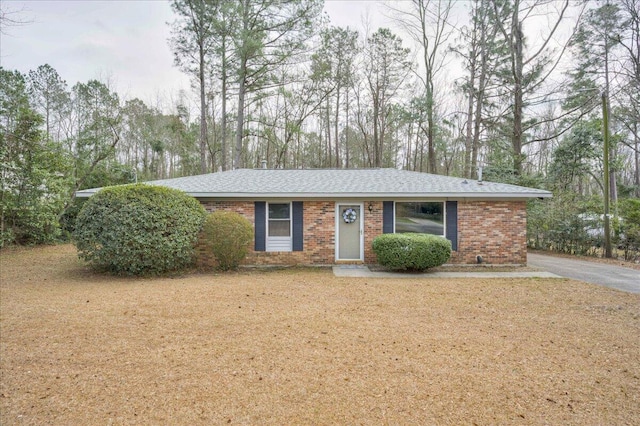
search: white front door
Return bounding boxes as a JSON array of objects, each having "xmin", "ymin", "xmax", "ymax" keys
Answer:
[{"xmin": 336, "ymin": 203, "xmax": 363, "ymax": 261}]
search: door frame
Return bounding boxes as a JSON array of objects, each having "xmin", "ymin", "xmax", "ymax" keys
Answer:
[{"xmin": 335, "ymin": 202, "xmax": 364, "ymax": 262}]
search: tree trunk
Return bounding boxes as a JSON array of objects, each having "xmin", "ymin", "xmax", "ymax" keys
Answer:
[
  {"xmin": 635, "ymin": 124, "xmax": 640, "ymax": 198},
  {"xmin": 345, "ymin": 88, "xmax": 350, "ymax": 168},
  {"xmin": 199, "ymin": 40, "xmax": 208, "ymax": 174},
  {"xmin": 603, "ymin": 20, "xmax": 618, "ymax": 206},
  {"xmin": 234, "ymin": 65, "xmax": 246, "ymax": 169},
  {"xmin": 221, "ymin": 35, "xmax": 228, "ymax": 171},
  {"xmin": 427, "ymin": 106, "xmax": 436, "ymax": 173},
  {"xmin": 326, "ymin": 98, "xmax": 332, "ymax": 167},
  {"xmin": 45, "ymin": 97, "xmax": 51, "ymax": 139},
  {"xmin": 464, "ymin": 70, "xmax": 475, "ymax": 179},
  {"xmin": 511, "ymin": 12, "xmax": 524, "ymax": 176},
  {"xmin": 418, "ymin": 129, "xmax": 425, "ymax": 172},
  {"xmin": 405, "ymin": 122, "xmax": 413, "ymax": 170},
  {"xmin": 472, "ymin": 40, "xmax": 488, "ymax": 179},
  {"xmin": 379, "ymin": 103, "xmax": 387, "ymax": 167},
  {"xmin": 334, "ymin": 86, "xmax": 341, "ymax": 168},
  {"xmin": 373, "ymin": 94, "xmax": 380, "ymax": 167}
]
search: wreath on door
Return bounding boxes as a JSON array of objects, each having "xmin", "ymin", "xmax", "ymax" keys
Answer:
[{"xmin": 342, "ymin": 208, "xmax": 357, "ymax": 224}]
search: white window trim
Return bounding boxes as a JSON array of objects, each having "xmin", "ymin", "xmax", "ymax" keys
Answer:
[
  {"xmin": 393, "ymin": 201, "xmax": 446, "ymax": 237},
  {"xmin": 266, "ymin": 202, "xmax": 292, "ymax": 252}
]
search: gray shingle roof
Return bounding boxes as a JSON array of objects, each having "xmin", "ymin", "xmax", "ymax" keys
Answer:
[{"xmin": 75, "ymin": 168, "xmax": 552, "ymax": 199}]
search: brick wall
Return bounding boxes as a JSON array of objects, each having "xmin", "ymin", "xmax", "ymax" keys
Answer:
[
  {"xmin": 450, "ymin": 200, "xmax": 527, "ymax": 265},
  {"xmin": 196, "ymin": 199, "xmax": 527, "ymax": 267},
  {"xmin": 197, "ymin": 200, "xmax": 338, "ymax": 266},
  {"xmin": 364, "ymin": 201, "xmax": 383, "ymax": 263}
]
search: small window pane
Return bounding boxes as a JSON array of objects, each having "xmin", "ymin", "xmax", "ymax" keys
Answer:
[
  {"xmin": 268, "ymin": 220, "xmax": 290, "ymax": 237},
  {"xmin": 269, "ymin": 203, "xmax": 290, "ymax": 219},
  {"xmin": 395, "ymin": 202, "xmax": 444, "ymax": 235}
]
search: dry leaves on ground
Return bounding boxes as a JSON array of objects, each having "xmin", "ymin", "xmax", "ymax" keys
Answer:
[{"xmin": 1, "ymin": 245, "xmax": 639, "ymax": 425}]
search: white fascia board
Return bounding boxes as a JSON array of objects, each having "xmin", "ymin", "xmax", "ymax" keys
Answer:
[
  {"xmin": 75, "ymin": 189, "xmax": 552, "ymax": 199},
  {"xmin": 188, "ymin": 191, "xmax": 552, "ymax": 199},
  {"xmin": 75, "ymin": 190, "xmax": 99, "ymax": 198}
]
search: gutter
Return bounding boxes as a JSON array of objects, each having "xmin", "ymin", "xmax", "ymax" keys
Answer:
[{"xmin": 75, "ymin": 190, "xmax": 552, "ymax": 200}]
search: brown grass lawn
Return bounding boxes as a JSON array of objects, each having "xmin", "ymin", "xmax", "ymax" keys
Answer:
[{"xmin": 1, "ymin": 245, "xmax": 639, "ymax": 425}]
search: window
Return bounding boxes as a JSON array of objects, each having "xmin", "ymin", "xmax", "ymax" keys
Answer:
[
  {"xmin": 395, "ymin": 202, "xmax": 444, "ymax": 236},
  {"xmin": 267, "ymin": 203, "xmax": 292, "ymax": 251},
  {"xmin": 268, "ymin": 203, "xmax": 291, "ymax": 236}
]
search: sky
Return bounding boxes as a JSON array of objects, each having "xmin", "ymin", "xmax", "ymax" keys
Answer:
[{"xmin": 1, "ymin": 0, "xmax": 389, "ymax": 108}]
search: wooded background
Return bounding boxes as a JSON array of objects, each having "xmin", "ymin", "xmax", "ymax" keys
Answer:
[{"xmin": 1, "ymin": 0, "xmax": 639, "ymax": 259}]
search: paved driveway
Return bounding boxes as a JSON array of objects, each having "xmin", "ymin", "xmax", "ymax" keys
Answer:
[{"xmin": 528, "ymin": 253, "xmax": 640, "ymax": 294}]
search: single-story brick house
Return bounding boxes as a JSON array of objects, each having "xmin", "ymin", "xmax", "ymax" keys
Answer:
[{"xmin": 76, "ymin": 168, "xmax": 551, "ymax": 265}]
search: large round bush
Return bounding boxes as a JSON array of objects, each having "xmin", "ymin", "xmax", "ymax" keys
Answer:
[
  {"xmin": 372, "ymin": 233, "xmax": 452, "ymax": 271},
  {"xmin": 200, "ymin": 211, "xmax": 254, "ymax": 270},
  {"xmin": 74, "ymin": 184, "xmax": 206, "ymax": 275}
]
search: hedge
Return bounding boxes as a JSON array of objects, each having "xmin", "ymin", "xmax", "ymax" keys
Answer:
[
  {"xmin": 74, "ymin": 184, "xmax": 206, "ymax": 275},
  {"xmin": 200, "ymin": 211, "xmax": 254, "ymax": 270},
  {"xmin": 372, "ymin": 233, "xmax": 451, "ymax": 271}
]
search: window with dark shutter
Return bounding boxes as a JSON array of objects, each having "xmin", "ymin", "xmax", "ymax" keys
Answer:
[
  {"xmin": 292, "ymin": 202, "xmax": 303, "ymax": 251},
  {"xmin": 266, "ymin": 202, "xmax": 292, "ymax": 251},
  {"xmin": 445, "ymin": 201, "xmax": 458, "ymax": 251},
  {"xmin": 395, "ymin": 202, "xmax": 445, "ymax": 236},
  {"xmin": 383, "ymin": 201, "xmax": 394, "ymax": 233},
  {"xmin": 254, "ymin": 202, "xmax": 266, "ymax": 251}
]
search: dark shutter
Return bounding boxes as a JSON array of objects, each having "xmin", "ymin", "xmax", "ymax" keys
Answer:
[
  {"xmin": 383, "ymin": 201, "xmax": 394, "ymax": 233},
  {"xmin": 254, "ymin": 201, "xmax": 266, "ymax": 251},
  {"xmin": 292, "ymin": 201, "xmax": 303, "ymax": 251},
  {"xmin": 446, "ymin": 201, "xmax": 458, "ymax": 251}
]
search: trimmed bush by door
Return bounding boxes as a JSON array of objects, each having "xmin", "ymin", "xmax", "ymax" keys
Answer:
[{"xmin": 372, "ymin": 233, "xmax": 452, "ymax": 271}]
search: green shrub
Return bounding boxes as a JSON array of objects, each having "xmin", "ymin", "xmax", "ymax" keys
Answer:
[
  {"xmin": 618, "ymin": 198, "xmax": 640, "ymax": 262},
  {"xmin": 201, "ymin": 211, "xmax": 254, "ymax": 270},
  {"xmin": 59, "ymin": 197, "xmax": 87, "ymax": 240},
  {"xmin": 74, "ymin": 184, "xmax": 206, "ymax": 275},
  {"xmin": 372, "ymin": 233, "xmax": 451, "ymax": 271}
]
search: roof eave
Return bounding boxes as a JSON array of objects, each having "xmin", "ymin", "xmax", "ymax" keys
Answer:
[
  {"xmin": 75, "ymin": 190, "xmax": 552, "ymax": 199},
  {"xmin": 75, "ymin": 191, "xmax": 96, "ymax": 198},
  {"xmin": 188, "ymin": 191, "xmax": 552, "ymax": 199}
]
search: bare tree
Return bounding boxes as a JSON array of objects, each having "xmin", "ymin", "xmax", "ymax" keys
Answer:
[
  {"xmin": 311, "ymin": 26, "xmax": 359, "ymax": 168},
  {"xmin": 492, "ymin": 0, "xmax": 571, "ymax": 175},
  {"xmin": 169, "ymin": 0, "xmax": 216, "ymax": 174},
  {"xmin": 364, "ymin": 28, "xmax": 412, "ymax": 167},
  {"xmin": 0, "ymin": 2, "xmax": 31, "ymax": 36},
  {"xmin": 230, "ymin": 0, "xmax": 323, "ymax": 169},
  {"xmin": 618, "ymin": 0, "xmax": 640, "ymax": 196},
  {"xmin": 453, "ymin": 0, "xmax": 505, "ymax": 178},
  {"xmin": 388, "ymin": 0, "xmax": 455, "ymax": 174}
]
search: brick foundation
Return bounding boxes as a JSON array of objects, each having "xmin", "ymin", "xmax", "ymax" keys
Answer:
[{"xmin": 196, "ymin": 199, "xmax": 527, "ymax": 267}]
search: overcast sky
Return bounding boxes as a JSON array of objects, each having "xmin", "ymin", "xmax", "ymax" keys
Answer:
[{"xmin": 1, "ymin": 1, "xmax": 389, "ymax": 107}]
